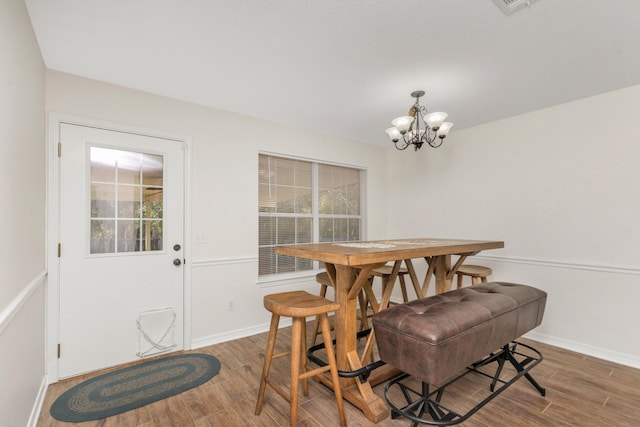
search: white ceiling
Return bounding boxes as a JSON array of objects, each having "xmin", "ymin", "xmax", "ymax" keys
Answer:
[{"xmin": 25, "ymin": 0, "xmax": 640, "ymax": 147}]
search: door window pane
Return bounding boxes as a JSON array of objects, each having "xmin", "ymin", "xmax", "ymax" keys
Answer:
[
  {"xmin": 142, "ymin": 188, "xmax": 163, "ymax": 219},
  {"xmin": 90, "ymin": 147, "xmax": 116, "ymax": 182},
  {"xmin": 117, "ymin": 185, "xmax": 140, "ymax": 218},
  {"xmin": 90, "ymin": 220, "xmax": 115, "ymax": 254},
  {"xmin": 91, "ymin": 184, "xmax": 116, "ymax": 218},
  {"xmin": 90, "ymin": 147, "xmax": 164, "ymax": 254},
  {"xmin": 142, "ymin": 154, "xmax": 164, "ymax": 186},
  {"xmin": 117, "ymin": 220, "xmax": 138, "ymax": 252},
  {"xmin": 142, "ymin": 220, "xmax": 163, "ymax": 251}
]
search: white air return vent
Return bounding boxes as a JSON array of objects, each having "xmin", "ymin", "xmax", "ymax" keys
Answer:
[{"xmin": 492, "ymin": 0, "xmax": 538, "ymax": 15}]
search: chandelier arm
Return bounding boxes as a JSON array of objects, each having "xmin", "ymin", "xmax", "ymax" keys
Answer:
[
  {"xmin": 426, "ymin": 136, "xmax": 444, "ymax": 148},
  {"xmin": 402, "ymin": 130, "xmax": 417, "ymax": 147},
  {"xmin": 394, "ymin": 137, "xmax": 411, "ymax": 150},
  {"xmin": 388, "ymin": 90, "xmax": 452, "ymax": 151},
  {"xmin": 424, "ymin": 127, "xmax": 438, "ymax": 144}
]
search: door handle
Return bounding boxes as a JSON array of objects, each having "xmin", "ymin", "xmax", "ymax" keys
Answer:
[{"xmin": 173, "ymin": 258, "xmax": 182, "ymax": 266}]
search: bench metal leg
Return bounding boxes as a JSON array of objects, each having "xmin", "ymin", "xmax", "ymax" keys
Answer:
[
  {"xmin": 384, "ymin": 341, "xmax": 545, "ymax": 425},
  {"xmin": 505, "ymin": 343, "xmax": 546, "ymax": 396}
]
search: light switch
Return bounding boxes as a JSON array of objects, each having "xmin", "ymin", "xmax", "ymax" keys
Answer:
[{"xmin": 195, "ymin": 233, "xmax": 207, "ymax": 245}]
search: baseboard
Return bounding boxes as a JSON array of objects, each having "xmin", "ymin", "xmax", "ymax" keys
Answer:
[
  {"xmin": 27, "ymin": 375, "xmax": 48, "ymax": 427},
  {"xmin": 525, "ymin": 331, "xmax": 640, "ymax": 369},
  {"xmin": 191, "ymin": 318, "xmax": 293, "ymax": 350}
]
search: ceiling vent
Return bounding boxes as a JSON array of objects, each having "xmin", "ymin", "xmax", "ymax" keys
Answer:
[{"xmin": 491, "ymin": 0, "xmax": 538, "ymax": 15}]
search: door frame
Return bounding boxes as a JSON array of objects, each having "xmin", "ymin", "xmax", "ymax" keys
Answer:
[{"xmin": 46, "ymin": 113, "xmax": 192, "ymax": 382}]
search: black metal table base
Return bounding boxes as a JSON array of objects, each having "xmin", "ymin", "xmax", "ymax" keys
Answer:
[{"xmin": 383, "ymin": 341, "xmax": 545, "ymax": 426}]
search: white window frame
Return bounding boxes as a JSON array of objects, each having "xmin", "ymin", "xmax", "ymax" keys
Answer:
[{"xmin": 258, "ymin": 152, "xmax": 366, "ymax": 284}]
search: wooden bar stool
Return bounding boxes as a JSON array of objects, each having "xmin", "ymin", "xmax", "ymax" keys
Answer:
[
  {"xmin": 255, "ymin": 291, "xmax": 347, "ymax": 427},
  {"xmin": 311, "ymin": 271, "xmax": 369, "ymax": 345},
  {"xmin": 455, "ymin": 264, "xmax": 492, "ymax": 289},
  {"xmin": 370, "ymin": 264, "xmax": 411, "ymax": 305}
]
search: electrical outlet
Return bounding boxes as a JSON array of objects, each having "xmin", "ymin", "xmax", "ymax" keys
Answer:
[{"xmin": 227, "ymin": 299, "xmax": 235, "ymax": 311}]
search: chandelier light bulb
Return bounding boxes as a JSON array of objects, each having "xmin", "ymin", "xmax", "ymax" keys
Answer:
[
  {"xmin": 436, "ymin": 122, "xmax": 454, "ymax": 138},
  {"xmin": 424, "ymin": 112, "xmax": 448, "ymax": 130},
  {"xmin": 390, "ymin": 116, "xmax": 414, "ymax": 133},
  {"xmin": 385, "ymin": 127, "xmax": 402, "ymax": 142}
]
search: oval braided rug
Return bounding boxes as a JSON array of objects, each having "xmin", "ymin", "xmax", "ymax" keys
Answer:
[{"xmin": 50, "ymin": 353, "xmax": 221, "ymax": 422}]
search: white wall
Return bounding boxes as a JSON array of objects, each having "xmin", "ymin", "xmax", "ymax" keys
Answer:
[
  {"xmin": 45, "ymin": 70, "xmax": 388, "ymax": 348},
  {"xmin": 387, "ymin": 84, "xmax": 640, "ymax": 367},
  {"xmin": 0, "ymin": 0, "xmax": 47, "ymax": 425},
  {"xmin": 45, "ymin": 72, "xmax": 640, "ymax": 370}
]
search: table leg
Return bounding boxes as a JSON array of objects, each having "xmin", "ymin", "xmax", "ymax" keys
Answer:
[
  {"xmin": 332, "ymin": 264, "xmax": 356, "ymax": 385},
  {"xmin": 433, "ymin": 255, "xmax": 450, "ymax": 294},
  {"xmin": 404, "ymin": 258, "xmax": 425, "ymax": 298},
  {"xmin": 424, "ymin": 254, "xmax": 473, "ymax": 295},
  {"xmin": 323, "ymin": 263, "xmax": 390, "ymax": 423}
]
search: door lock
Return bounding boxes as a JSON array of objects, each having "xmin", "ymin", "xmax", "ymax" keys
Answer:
[
  {"xmin": 173, "ymin": 258, "xmax": 182, "ymax": 266},
  {"xmin": 173, "ymin": 244, "xmax": 181, "ymax": 251}
]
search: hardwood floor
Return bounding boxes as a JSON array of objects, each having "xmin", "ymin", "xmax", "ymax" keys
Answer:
[{"xmin": 37, "ymin": 327, "xmax": 640, "ymax": 427}]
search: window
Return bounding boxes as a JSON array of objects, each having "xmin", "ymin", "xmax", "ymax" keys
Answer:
[
  {"xmin": 258, "ymin": 153, "xmax": 363, "ymax": 276},
  {"xmin": 90, "ymin": 147, "xmax": 164, "ymax": 254}
]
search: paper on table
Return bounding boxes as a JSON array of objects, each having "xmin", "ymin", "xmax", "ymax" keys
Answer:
[{"xmin": 334, "ymin": 242, "xmax": 396, "ymax": 249}]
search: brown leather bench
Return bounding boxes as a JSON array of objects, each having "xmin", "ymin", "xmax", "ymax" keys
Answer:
[{"xmin": 372, "ymin": 282, "xmax": 547, "ymax": 424}]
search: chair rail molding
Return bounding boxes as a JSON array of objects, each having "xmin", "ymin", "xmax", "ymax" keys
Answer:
[
  {"xmin": 474, "ymin": 254, "xmax": 640, "ymax": 276},
  {"xmin": 191, "ymin": 256, "xmax": 257, "ymax": 268},
  {"xmin": 0, "ymin": 271, "xmax": 47, "ymax": 335}
]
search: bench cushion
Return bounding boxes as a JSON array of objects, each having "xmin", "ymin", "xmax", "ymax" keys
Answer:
[{"xmin": 372, "ymin": 282, "xmax": 546, "ymax": 386}]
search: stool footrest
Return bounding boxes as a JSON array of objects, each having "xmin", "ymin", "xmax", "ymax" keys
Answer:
[
  {"xmin": 384, "ymin": 341, "xmax": 545, "ymax": 426},
  {"xmin": 307, "ymin": 328, "xmax": 386, "ymax": 382},
  {"xmin": 299, "ymin": 365, "xmax": 331, "ymax": 380},
  {"xmin": 272, "ymin": 350, "xmax": 290, "ymax": 359},
  {"xmin": 265, "ymin": 379, "xmax": 293, "ymax": 403}
]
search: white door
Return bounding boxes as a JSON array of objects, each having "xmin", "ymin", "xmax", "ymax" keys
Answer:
[{"xmin": 58, "ymin": 123, "xmax": 185, "ymax": 378}]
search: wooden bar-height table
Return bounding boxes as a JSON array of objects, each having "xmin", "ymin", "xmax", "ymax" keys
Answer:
[{"xmin": 276, "ymin": 238, "xmax": 504, "ymax": 423}]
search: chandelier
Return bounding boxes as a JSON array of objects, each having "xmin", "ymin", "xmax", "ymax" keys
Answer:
[{"xmin": 385, "ymin": 90, "xmax": 454, "ymax": 151}]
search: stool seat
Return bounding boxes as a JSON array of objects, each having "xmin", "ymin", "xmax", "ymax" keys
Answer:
[
  {"xmin": 367, "ymin": 264, "xmax": 413, "ymax": 307},
  {"xmin": 371, "ymin": 265, "xmax": 409, "ymax": 277},
  {"xmin": 264, "ymin": 291, "xmax": 340, "ymax": 318},
  {"xmin": 456, "ymin": 264, "xmax": 492, "ymax": 289},
  {"xmin": 456, "ymin": 265, "xmax": 492, "ymax": 277},
  {"xmin": 315, "ymin": 271, "xmax": 332, "ymax": 287},
  {"xmin": 313, "ymin": 271, "xmax": 369, "ymax": 342}
]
